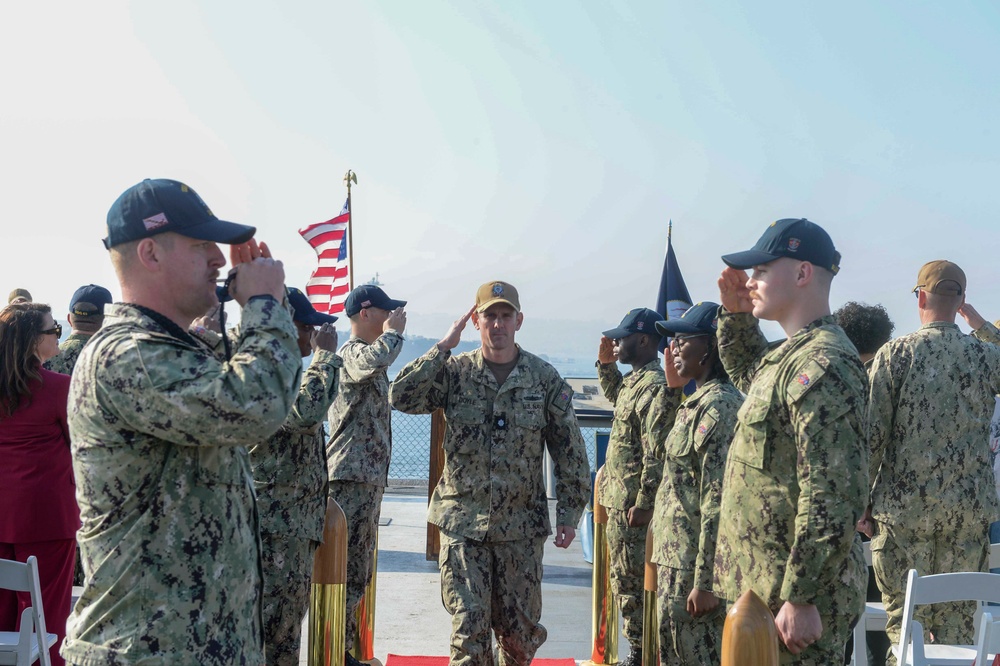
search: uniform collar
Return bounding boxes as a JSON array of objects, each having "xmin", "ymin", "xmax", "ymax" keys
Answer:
[
  {"xmin": 622, "ymin": 358, "xmax": 665, "ymax": 386},
  {"xmin": 763, "ymin": 315, "xmax": 838, "ymax": 365}
]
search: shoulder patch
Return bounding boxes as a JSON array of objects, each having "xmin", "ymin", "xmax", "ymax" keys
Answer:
[
  {"xmin": 550, "ymin": 381, "xmax": 574, "ymax": 415},
  {"xmin": 786, "ymin": 357, "xmax": 829, "ymax": 403}
]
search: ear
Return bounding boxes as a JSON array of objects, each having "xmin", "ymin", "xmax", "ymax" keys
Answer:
[
  {"xmin": 514, "ymin": 311, "xmax": 524, "ymax": 331},
  {"xmin": 135, "ymin": 238, "xmax": 163, "ymax": 272},
  {"xmin": 917, "ymin": 289, "xmax": 927, "ymax": 309},
  {"xmin": 796, "ymin": 261, "xmax": 814, "ymax": 286},
  {"xmin": 471, "ymin": 311, "xmax": 481, "ymax": 331}
]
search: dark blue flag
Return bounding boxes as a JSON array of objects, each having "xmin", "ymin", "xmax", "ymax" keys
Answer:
[{"xmin": 656, "ymin": 221, "xmax": 693, "ymax": 342}]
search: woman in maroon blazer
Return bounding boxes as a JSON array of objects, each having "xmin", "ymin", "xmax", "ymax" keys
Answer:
[{"xmin": 0, "ymin": 302, "xmax": 80, "ymax": 666}]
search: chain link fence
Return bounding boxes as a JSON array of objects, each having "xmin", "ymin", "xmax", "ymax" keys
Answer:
[{"xmin": 388, "ymin": 409, "xmax": 604, "ymax": 484}]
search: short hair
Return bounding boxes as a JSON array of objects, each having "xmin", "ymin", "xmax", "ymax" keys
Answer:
[
  {"xmin": 924, "ymin": 290, "xmax": 963, "ymax": 314},
  {"xmin": 835, "ymin": 301, "xmax": 895, "ymax": 355}
]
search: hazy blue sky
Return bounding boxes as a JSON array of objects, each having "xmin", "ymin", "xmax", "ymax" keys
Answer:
[{"xmin": 3, "ymin": 1, "xmax": 999, "ymax": 354}]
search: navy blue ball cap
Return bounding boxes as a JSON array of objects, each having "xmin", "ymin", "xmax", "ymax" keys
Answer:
[
  {"xmin": 69, "ymin": 284, "xmax": 113, "ymax": 316},
  {"xmin": 288, "ymin": 287, "xmax": 338, "ymax": 325},
  {"xmin": 721, "ymin": 218, "xmax": 841, "ymax": 275},
  {"xmin": 344, "ymin": 285, "xmax": 406, "ymax": 317},
  {"xmin": 602, "ymin": 308, "xmax": 664, "ymax": 340},
  {"xmin": 104, "ymin": 179, "xmax": 256, "ymax": 249},
  {"xmin": 655, "ymin": 301, "xmax": 720, "ymax": 337}
]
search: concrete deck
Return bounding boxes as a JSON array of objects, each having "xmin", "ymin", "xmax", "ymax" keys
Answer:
[{"xmin": 300, "ymin": 490, "xmax": 629, "ymax": 664}]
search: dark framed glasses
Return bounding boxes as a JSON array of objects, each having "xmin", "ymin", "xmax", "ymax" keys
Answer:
[
  {"xmin": 41, "ymin": 324, "xmax": 62, "ymax": 337},
  {"xmin": 673, "ymin": 333, "xmax": 709, "ymax": 349}
]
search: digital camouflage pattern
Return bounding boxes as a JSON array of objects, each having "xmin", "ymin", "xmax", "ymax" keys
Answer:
[
  {"xmin": 331, "ymin": 480, "xmax": 384, "ymax": 644},
  {"xmin": 871, "ymin": 523, "xmax": 987, "ymax": 657},
  {"xmin": 326, "ymin": 331, "xmax": 401, "ymax": 647},
  {"xmin": 596, "ymin": 359, "xmax": 667, "ymax": 511},
  {"xmin": 389, "ymin": 344, "xmax": 590, "ymax": 541},
  {"xmin": 867, "ymin": 321, "xmax": 1000, "ymax": 531},
  {"xmin": 251, "ymin": 348, "xmax": 340, "ymax": 540},
  {"xmin": 656, "ymin": 566, "xmax": 724, "ymax": 666},
  {"xmin": 715, "ymin": 311, "xmax": 868, "ymax": 664},
  {"xmin": 260, "ymin": 532, "xmax": 316, "ymax": 666},
  {"xmin": 326, "ymin": 331, "xmax": 404, "ymax": 486},
  {"xmin": 438, "ymin": 529, "xmax": 547, "ymax": 666},
  {"xmin": 43, "ymin": 332, "xmax": 92, "ymax": 375},
  {"xmin": 62, "ymin": 298, "xmax": 302, "ymax": 666},
  {"xmin": 651, "ymin": 378, "xmax": 742, "ymax": 588},
  {"xmin": 390, "ymin": 343, "xmax": 588, "ymax": 666},
  {"xmin": 651, "ymin": 378, "xmax": 740, "ymax": 665},
  {"xmin": 596, "ymin": 359, "xmax": 670, "ymax": 648},
  {"xmin": 250, "ymin": 348, "xmax": 340, "ymax": 665},
  {"xmin": 867, "ymin": 320, "xmax": 1000, "ymax": 653}
]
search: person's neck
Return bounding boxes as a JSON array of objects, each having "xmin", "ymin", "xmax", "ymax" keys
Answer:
[
  {"xmin": 482, "ymin": 346, "xmax": 518, "ymax": 364},
  {"xmin": 120, "ymin": 290, "xmax": 193, "ymax": 331},
  {"xmin": 629, "ymin": 352, "xmax": 657, "ymax": 373},
  {"xmin": 778, "ymin": 303, "xmax": 831, "ymax": 338},
  {"xmin": 919, "ymin": 309, "xmax": 956, "ymax": 326},
  {"xmin": 352, "ymin": 323, "xmax": 380, "ymax": 344}
]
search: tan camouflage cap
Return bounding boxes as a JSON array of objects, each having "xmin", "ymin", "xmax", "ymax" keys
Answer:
[
  {"xmin": 914, "ymin": 260, "xmax": 966, "ymax": 296},
  {"xmin": 475, "ymin": 281, "xmax": 520, "ymax": 313},
  {"xmin": 7, "ymin": 288, "xmax": 31, "ymax": 304}
]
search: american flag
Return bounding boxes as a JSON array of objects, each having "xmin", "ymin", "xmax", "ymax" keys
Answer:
[{"xmin": 299, "ymin": 198, "xmax": 350, "ymax": 314}]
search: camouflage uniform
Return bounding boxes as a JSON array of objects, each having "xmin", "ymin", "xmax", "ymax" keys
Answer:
[
  {"xmin": 596, "ymin": 359, "xmax": 671, "ymax": 650},
  {"xmin": 715, "ymin": 311, "xmax": 868, "ymax": 665},
  {"xmin": 327, "ymin": 331, "xmax": 404, "ymax": 645},
  {"xmin": 62, "ymin": 298, "xmax": 302, "ymax": 666},
  {"xmin": 250, "ymin": 348, "xmax": 341, "ymax": 666},
  {"xmin": 43, "ymin": 332, "xmax": 91, "ymax": 375},
  {"xmin": 651, "ymin": 378, "xmax": 742, "ymax": 666},
  {"xmin": 389, "ymin": 344, "xmax": 590, "ymax": 666},
  {"xmin": 867, "ymin": 321, "xmax": 1000, "ymax": 655}
]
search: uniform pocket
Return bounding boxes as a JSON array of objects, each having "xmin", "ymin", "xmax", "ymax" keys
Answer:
[{"xmin": 730, "ymin": 396, "xmax": 769, "ymax": 470}]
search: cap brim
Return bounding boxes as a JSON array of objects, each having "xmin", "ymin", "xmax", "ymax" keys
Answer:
[
  {"xmin": 721, "ymin": 249, "xmax": 780, "ymax": 270},
  {"xmin": 476, "ymin": 298, "xmax": 518, "ymax": 313},
  {"xmin": 655, "ymin": 319, "xmax": 709, "ymax": 336},
  {"xmin": 385, "ymin": 298, "xmax": 407, "ymax": 310},
  {"xmin": 299, "ymin": 311, "xmax": 339, "ymax": 325},
  {"xmin": 180, "ymin": 219, "xmax": 256, "ymax": 245}
]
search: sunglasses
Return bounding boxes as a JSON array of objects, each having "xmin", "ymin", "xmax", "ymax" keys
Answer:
[
  {"xmin": 672, "ymin": 333, "xmax": 710, "ymax": 349},
  {"xmin": 41, "ymin": 324, "xmax": 62, "ymax": 337}
]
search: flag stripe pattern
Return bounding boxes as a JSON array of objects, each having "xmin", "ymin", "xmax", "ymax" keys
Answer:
[{"xmin": 299, "ymin": 198, "xmax": 350, "ymax": 314}]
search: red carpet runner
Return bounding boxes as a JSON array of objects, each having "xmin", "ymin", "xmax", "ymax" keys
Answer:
[{"xmin": 386, "ymin": 656, "xmax": 576, "ymax": 666}]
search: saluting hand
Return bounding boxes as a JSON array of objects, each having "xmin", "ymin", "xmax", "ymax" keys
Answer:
[
  {"xmin": 598, "ymin": 336, "xmax": 617, "ymax": 364},
  {"xmin": 311, "ymin": 323, "xmax": 338, "ymax": 353},
  {"xmin": 385, "ymin": 307, "xmax": 407, "ymax": 334},
  {"xmin": 437, "ymin": 305, "xmax": 476, "ymax": 352},
  {"xmin": 959, "ymin": 302, "xmax": 988, "ymax": 331},
  {"xmin": 718, "ymin": 267, "xmax": 754, "ymax": 314}
]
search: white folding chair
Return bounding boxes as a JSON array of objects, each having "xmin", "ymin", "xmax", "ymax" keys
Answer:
[
  {"xmin": 0, "ymin": 556, "xmax": 55, "ymax": 666},
  {"xmin": 974, "ymin": 611, "xmax": 1000, "ymax": 666},
  {"xmin": 894, "ymin": 568, "xmax": 1000, "ymax": 666}
]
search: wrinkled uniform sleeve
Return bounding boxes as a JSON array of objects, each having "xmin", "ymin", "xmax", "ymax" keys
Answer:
[
  {"xmin": 389, "ymin": 344, "xmax": 450, "ymax": 414},
  {"xmin": 286, "ymin": 349, "xmax": 342, "ymax": 429},
  {"xmin": 865, "ymin": 345, "xmax": 897, "ymax": 492},
  {"xmin": 545, "ymin": 380, "xmax": 591, "ymax": 527},
  {"xmin": 781, "ymin": 356, "xmax": 868, "ymax": 604},
  {"xmin": 342, "ymin": 330, "xmax": 404, "ymax": 381},
  {"xmin": 974, "ymin": 322, "xmax": 1000, "ymax": 345},
  {"xmin": 103, "ymin": 296, "xmax": 302, "ymax": 447},
  {"xmin": 718, "ymin": 309, "xmax": 770, "ymax": 393},
  {"xmin": 640, "ymin": 385, "xmax": 682, "ymax": 510},
  {"xmin": 598, "ymin": 362, "xmax": 624, "ymax": 404}
]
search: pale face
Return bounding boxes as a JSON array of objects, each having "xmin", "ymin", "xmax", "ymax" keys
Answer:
[
  {"xmin": 473, "ymin": 304, "xmax": 523, "ymax": 354},
  {"xmin": 158, "ymin": 235, "xmax": 227, "ymax": 322},
  {"xmin": 36, "ymin": 313, "xmax": 61, "ymax": 362},
  {"xmin": 746, "ymin": 258, "xmax": 801, "ymax": 322}
]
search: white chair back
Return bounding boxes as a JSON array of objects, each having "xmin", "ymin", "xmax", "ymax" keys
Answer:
[{"xmin": 0, "ymin": 556, "xmax": 54, "ymax": 666}]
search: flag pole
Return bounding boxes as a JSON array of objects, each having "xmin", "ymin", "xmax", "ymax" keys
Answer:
[{"xmin": 344, "ymin": 170, "xmax": 358, "ymax": 290}]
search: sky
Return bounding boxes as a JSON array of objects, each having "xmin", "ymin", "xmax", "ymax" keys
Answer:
[{"xmin": 3, "ymin": 1, "xmax": 1000, "ymax": 357}]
